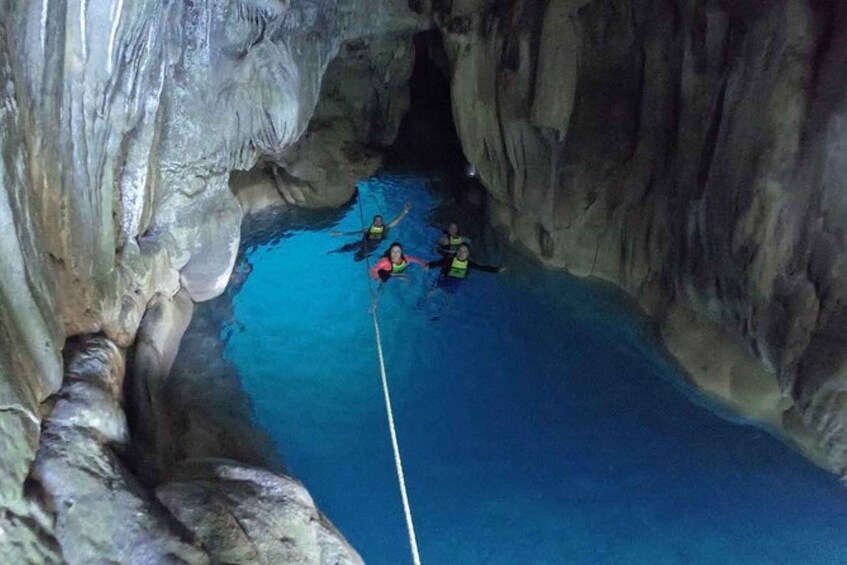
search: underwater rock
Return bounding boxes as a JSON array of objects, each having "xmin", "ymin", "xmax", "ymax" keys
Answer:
[{"xmin": 438, "ymin": 0, "xmax": 847, "ymax": 471}]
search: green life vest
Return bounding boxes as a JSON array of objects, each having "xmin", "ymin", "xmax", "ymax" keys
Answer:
[
  {"xmin": 391, "ymin": 259, "xmax": 408, "ymax": 275},
  {"xmin": 448, "ymin": 257, "xmax": 469, "ymax": 279},
  {"xmin": 367, "ymin": 225, "xmax": 385, "ymax": 240},
  {"xmin": 449, "ymin": 235, "xmax": 464, "ymax": 246}
]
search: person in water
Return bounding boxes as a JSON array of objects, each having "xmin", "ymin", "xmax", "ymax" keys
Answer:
[
  {"xmin": 330, "ymin": 203, "xmax": 412, "ymax": 261},
  {"xmin": 369, "ymin": 242, "xmax": 428, "ymax": 282},
  {"xmin": 428, "ymin": 243, "xmax": 504, "ymax": 281},
  {"xmin": 417, "ymin": 243, "xmax": 504, "ymax": 319},
  {"xmin": 434, "ymin": 222, "xmax": 470, "ymax": 257}
]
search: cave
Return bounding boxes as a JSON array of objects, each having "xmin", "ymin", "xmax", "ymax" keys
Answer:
[{"xmin": 3, "ymin": 1, "xmax": 847, "ymax": 564}]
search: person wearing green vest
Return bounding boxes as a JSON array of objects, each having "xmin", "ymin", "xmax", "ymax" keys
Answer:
[
  {"xmin": 330, "ymin": 202, "xmax": 412, "ymax": 261},
  {"xmin": 434, "ymin": 222, "xmax": 470, "ymax": 257},
  {"xmin": 427, "ymin": 243, "xmax": 503, "ymax": 283},
  {"xmin": 369, "ymin": 242, "xmax": 429, "ymax": 283}
]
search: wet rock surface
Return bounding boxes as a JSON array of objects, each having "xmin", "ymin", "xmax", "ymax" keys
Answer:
[
  {"xmin": 158, "ymin": 461, "xmax": 363, "ymax": 565},
  {"xmin": 31, "ymin": 334, "xmax": 362, "ymax": 564},
  {"xmin": 32, "ymin": 336, "xmax": 207, "ymax": 564}
]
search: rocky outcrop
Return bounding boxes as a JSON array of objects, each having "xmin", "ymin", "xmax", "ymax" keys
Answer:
[
  {"xmin": 31, "ymin": 335, "xmax": 362, "ymax": 564},
  {"xmin": 434, "ymin": 0, "xmax": 847, "ymax": 470},
  {"xmin": 158, "ymin": 462, "xmax": 362, "ymax": 565},
  {"xmin": 231, "ymin": 17, "xmax": 422, "ymax": 213},
  {"xmin": 130, "ymin": 287, "xmax": 277, "ymax": 483},
  {"xmin": 32, "ymin": 336, "xmax": 207, "ymax": 564}
]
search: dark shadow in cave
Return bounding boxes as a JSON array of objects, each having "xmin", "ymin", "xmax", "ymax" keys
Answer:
[
  {"xmin": 384, "ymin": 31, "xmax": 465, "ymax": 172},
  {"xmin": 384, "ymin": 31, "xmax": 494, "ymax": 258}
]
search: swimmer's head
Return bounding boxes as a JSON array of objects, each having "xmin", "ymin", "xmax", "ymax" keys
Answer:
[
  {"xmin": 456, "ymin": 243, "xmax": 470, "ymax": 261},
  {"xmin": 373, "ymin": 215, "xmax": 384, "ymax": 227},
  {"xmin": 447, "ymin": 222, "xmax": 459, "ymax": 236},
  {"xmin": 388, "ymin": 242, "xmax": 404, "ymax": 263}
]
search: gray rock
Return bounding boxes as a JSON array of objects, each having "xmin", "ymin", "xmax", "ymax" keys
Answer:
[
  {"xmin": 130, "ymin": 290, "xmax": 195, "ymax": 481},
  {"xmin": 32, "ymin": 336, "xmax": 209, "ymax": 564},
  {"xmin": 158, "ymin": 460, "xmax": 363, "ymax": 565}
]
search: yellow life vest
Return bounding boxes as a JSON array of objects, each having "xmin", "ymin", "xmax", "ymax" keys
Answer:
[
  {"xmin": 367, "ymin": 225, "xmax": 385, "ymax": 240},
  {"xmin": 449, "ymin": 235, "xmax": 464, "ymax": 246},
  {"xmin": 448, "ymin": 257, "xmax": 468, "ymax": 279},
  {"xmin": 391, "ymin": 259, "xmax": 408, "ymax": 275}
]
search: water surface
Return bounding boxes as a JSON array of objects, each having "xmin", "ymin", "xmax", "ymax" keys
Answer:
[{"xmin": 224, "ymin": 171, "xmax": 847, "ymax": 564}]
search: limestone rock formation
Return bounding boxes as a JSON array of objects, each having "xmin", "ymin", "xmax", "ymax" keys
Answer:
[
  {"xmin": 31, "ymin": 335, "xmax": 363, "ymax": 564},
  {"xmin": 32, "ymin": 336, "xmax": 207, "ymax": 564},
  {"xmin": 1, "ymin": 0, "xmax": 427, "ymax": 561},
  {"xmin": 434, "ymin": 0, "xmax": 847, "ymax": 469},
  {"xmin": 158, "ymin": 461, "xmax": 363, "ymax": 565}
]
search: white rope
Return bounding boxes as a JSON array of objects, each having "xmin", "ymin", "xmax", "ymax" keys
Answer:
[
  {"xmin": 356, "ymin": 189, "xmax": 422, "ymax": 565},
  {"xmin": 370, "ymin": 309, "xmax": 422, "ymax": 565}
]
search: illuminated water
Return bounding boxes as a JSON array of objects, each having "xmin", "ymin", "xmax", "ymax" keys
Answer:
[{"xmin": 223, "ymin": 171, "xmax": 847, "ymax": 564}]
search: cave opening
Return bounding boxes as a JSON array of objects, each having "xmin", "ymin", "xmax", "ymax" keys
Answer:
[
  {"xmin": 385, "ymin": 31, "xmax": 465, "ymax": 173},
  {"xmin": 381, "ymin": 30, "xmax": 490, "ymax": 251}
]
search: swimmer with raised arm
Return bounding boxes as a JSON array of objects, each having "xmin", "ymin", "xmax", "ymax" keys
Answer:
[{"xmin": 330, "ymin": 203, "xmax": 413, "ymax": 261}]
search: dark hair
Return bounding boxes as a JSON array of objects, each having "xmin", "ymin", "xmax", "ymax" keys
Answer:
[
  {"xmin": 385, "ymin": 242, "xmax": 405, "ymax": 262},
  {"xmin": 456, "ymin": 243, "xmax": 470, "ymax": 253},
  {"xmin": 373, "ymin": 215, "xmax": 383, "ymax": 222}
]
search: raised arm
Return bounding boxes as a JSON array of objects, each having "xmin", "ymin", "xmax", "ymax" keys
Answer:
[{"xmin": 386, "ymin": 202, "xmax": 412, "ymax": 229}]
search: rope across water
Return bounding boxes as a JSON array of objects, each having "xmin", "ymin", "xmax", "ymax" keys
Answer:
[{"xmin": 356, "ymin": 189, "xmax": 422, "ymax": 565}]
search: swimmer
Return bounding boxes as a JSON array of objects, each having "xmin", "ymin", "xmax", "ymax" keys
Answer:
[
  {"xmin": 330, "ymin": 203, "xmax": 412, "ymax": 261},
  {"xmin": 369, "ymin": 242, "xmax": 429, "ymax": 283},
  {"xmin": 434, "ymin": 222, "xmax": 470, "ymax": 257},
  {"xmin": 428, "ymin": 243, "xmax": 504, "ymax": 280}
]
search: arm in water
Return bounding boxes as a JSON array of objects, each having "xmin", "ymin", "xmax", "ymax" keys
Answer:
[
  {"xmin": 468, "ymin": 259, "xmax": 504, "ymax": 273},
  {"xmin": 406, "ymin": 255, "xmax": 428, "ymax": 268},
  {"xmin": 369, "ymin": 257, "xmax": 392, "ymax": 281},
  {"xmin": 331, "ymin": 229, "xmax": 366, "ymax": 237}
]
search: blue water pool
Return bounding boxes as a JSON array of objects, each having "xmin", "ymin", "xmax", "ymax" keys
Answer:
[{"xmin": 223, "ymin": 171, "xmax": 847, "ymax": 564}]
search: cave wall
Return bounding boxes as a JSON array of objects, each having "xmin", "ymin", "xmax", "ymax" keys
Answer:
[
  {"xmin": 0, "ymin": 0, "xmax": 427, "ymax": 561},
  {"xmin": 434, "ymin": 0, "xmax": 847, "ymax": 469}
]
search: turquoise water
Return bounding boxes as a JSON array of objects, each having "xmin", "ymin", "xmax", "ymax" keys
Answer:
[{"xmin": 224, "ymin": 171, "xmax": 847, "ymax": 564}]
